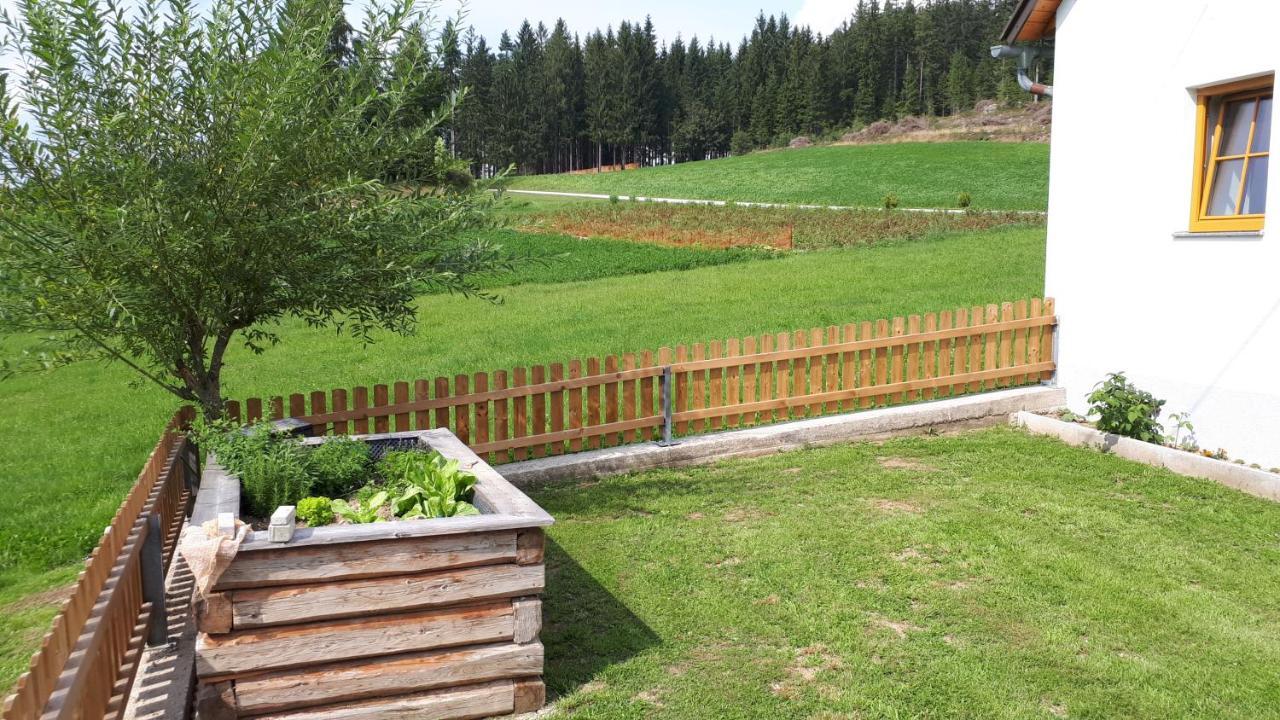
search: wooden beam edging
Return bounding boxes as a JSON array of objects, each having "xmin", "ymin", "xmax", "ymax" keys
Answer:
[{"xmin": 239, "ymin": 513, "xmax": 552, "ymax": 553}]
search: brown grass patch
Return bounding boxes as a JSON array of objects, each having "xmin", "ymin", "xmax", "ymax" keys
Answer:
[
  {"xmin": 633, "ymin": 688, "xmax": 666, "ymax": 707},
  {"xmin": 771, "ymin": 644, "xmax": 845, "ymax": 699},
  {"xmin": 868, "ymin": 498, "xmax": 923, "ymax": 514},
  {"xmin": 876, "ymin": 457, "xmax": 938, "ymax": 472},
  {"xmin": 869, "ymin": 615, "xmax": 922, "ymax": 639},
  {"xmin": 723, "ymin": 507, "xmax": 773, "ymax": 523}
]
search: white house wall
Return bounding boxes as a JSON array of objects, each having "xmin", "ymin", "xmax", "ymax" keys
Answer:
[{"xmin": 1046, "ymin": 0, "xmax": 1280, "ymax": 467}]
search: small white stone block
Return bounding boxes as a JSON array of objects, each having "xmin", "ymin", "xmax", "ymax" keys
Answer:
[
  {"xmin": 216, "ymin": 512, "xmax": 236, "ymax": 536},
  {"xmin": 268, "ymin": 506, "xmax": 296, "ymax": 543}
]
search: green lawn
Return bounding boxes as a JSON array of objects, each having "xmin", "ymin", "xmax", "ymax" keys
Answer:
[
  {"xmin": 466, "ymin": 228, "xmax": 776, "ymax": 288},
  {"xmin": 508, "ymin": 142, "xmax": 1050, "ymax": 211},
  {"xmin": 0, "ymin": 222, "xmax": 1045, "ymax": 690},
  {"xmin": 533, "ymin": 428, "xmax": 1280, "ymax": 719}
]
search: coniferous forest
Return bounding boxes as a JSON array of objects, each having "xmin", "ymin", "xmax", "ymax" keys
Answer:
[{"xmin": 344, "ymin": 0, "xmax": 1051, "ymax": 177}]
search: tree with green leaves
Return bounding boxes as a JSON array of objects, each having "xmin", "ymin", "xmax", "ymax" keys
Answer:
[{"xmin": 0, "ymin": 0, "xmax": 508, "ymax": 419}]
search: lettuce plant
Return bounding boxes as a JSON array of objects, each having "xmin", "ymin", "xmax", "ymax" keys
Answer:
[
  {"xmin": 386, "ymin": 452, "xmax": 480, "ymax": 519},
  {"xmin": 333, "ymin": 491, "xmax": 388, "ymax": 524}
]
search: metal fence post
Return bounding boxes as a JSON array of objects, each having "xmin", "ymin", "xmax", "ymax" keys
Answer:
[
  {"xmin": 1048, "ymin": 314, "xmax": 1061, "ymax": 386},
  {"xmin": 141, "ymin": 512, "xmax": 169, "ymax": 646},
  {"xmin": 659, "ymin": 366, "xmax": 674, "ymax": 446},
  {"xmin": 182, "ymin": 439, "xmax": 201, "ymax": 516}
]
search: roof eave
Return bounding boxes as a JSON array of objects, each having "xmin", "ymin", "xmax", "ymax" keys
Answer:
[{"xmin": 1001, "ymin": 0, "xmax": 1057, "ymax": 44}]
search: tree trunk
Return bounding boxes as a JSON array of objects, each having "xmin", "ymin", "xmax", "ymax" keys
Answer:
[{"xmin": 195, "ymin": 377, "xmax": 226, "ymax": 421}]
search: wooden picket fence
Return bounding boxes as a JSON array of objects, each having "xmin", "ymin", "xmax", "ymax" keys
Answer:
[
  {"xmin": 3, "ymin": 407, "xmax": 197, "ymax": 720},
  {"xmin": 227, "ymin": 299, "xmax": 1056, "ymax": 464}
]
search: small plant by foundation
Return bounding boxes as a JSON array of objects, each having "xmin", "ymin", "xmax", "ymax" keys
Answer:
[{"xmin": 1087, "ymin": 372, "xmax": 1165, "ymax": 443}]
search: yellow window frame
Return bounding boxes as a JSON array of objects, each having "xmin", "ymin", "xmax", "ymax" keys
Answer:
[{"xmin": 1189, "ymin": 74, "xmax": 1273, "ymax": 233}]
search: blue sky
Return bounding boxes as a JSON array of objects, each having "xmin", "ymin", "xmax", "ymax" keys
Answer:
[{"xmin": 450, "ymin": 0, "xmax": 855, "ymax": 46}]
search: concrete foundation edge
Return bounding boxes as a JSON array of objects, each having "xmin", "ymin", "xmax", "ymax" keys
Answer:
[
  {"xmin": 1012, "ymin": 411, "xmax": 1280, "ymax": 502},
  {"xmin": 501, "ymin": 386, "xmax": 1067, "ymax": 486}
]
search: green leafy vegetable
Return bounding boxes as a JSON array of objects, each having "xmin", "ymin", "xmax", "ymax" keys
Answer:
[
  {"xmin": 382, "ymin": 451, "xmax": 480, "ymax": 520},
  {"xmin": 296, "ymin": 497, "xmax": 335, "ymax": 527},
  {"xmin": 332, "ymin": 491, "xmax": 388, "ymax": 524}
]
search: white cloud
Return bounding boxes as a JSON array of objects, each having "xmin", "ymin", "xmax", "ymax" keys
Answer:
[{"xmin": 794, "ymin": 0, "xmax": 854, "ymax": 35}]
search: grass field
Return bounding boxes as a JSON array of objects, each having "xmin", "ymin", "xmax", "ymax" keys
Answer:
[
  {"xmin": 534, "ymin": 428, "xmax": 1280, "ymax": 718},
  {"xmin": 508, "ymin": 142, "xmax": 1050, "ymax": 211},
  {"xmin": 0, "ymin": 222, "xmax": 1047, "ymax": 688},
  {"xmin": 466, "ymin": 228, "xmax": 777, "ymax": 286}
]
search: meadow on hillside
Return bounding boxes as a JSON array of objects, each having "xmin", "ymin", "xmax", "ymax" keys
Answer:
[{"xmin": 508, "ymin": 142, "xmax": 1050, "ymax": 211}]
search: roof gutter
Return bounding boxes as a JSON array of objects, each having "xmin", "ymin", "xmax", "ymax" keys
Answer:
[{"xmin": 991, "ymin": 44, "xmax": 1053, "ymax": 98}]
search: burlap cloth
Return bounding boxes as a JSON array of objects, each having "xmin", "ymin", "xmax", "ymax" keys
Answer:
[{"xmin": 178, "ymin": 518, "xmax": 251, "ymax": 597}]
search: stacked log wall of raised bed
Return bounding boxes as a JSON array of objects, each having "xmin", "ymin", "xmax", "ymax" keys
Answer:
[{"xmin": 194, "ymin": 526, "xmax": 546, "ymax": 718}]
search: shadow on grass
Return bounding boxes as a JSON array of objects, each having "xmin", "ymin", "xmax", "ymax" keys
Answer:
[{"xmin": 540, "ymin": 536, "xmax": 659, "ymax": 699}]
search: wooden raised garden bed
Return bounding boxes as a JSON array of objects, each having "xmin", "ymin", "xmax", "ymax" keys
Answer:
[{"xmin": 191, "ymin": 429, "xmax": 552, "ymax": 719}]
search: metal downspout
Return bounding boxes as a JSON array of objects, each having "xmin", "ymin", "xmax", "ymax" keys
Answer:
[{"xmin": 991, "ymin": 45, "xmax": 1054, "ymax": 98}]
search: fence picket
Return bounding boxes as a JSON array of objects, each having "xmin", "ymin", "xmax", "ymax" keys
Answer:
[
  {"xmin": 640, "ymin": 351, "xmax": 656, "ymax": 441},
  {"xmin": 453, "ymin": 375, "xmax": 470, "ymax": 445},
  {"xmin": 726, "ymin": 340, "xmax": 741, "ymax": 428},
  {"xmin": 674, "ymin": 346, "xmax": 689, "ymax": 436},
  {"xmin": 433, "ymin": 378, "xmax": 450, "ymax": 433},
  {"xmin": 331, "ymin": 390, "xmax": 347, "ymax": 435},
  {"xmin": 891, "ymin": 317, "xmax": 906, "ymax": 404},
  {"xmin": 511, "ymin": 369, "xmax": 527, "ymax": 461},
  {"xmin": 1013, "ymin": 300, "xmax": 1029, "ymax": 385},
  {"xmin": 413, "ymin": 380, "xmax": 429, "ymax": 431},
  {"xmin": 969, "ymin": 306, "xmax": 984, "ymax": 394},
  {"xmin": 691, "ymin": 344, "xmax": 706, "ymax": 433},
  {"xmin": 603, "ymin": 356, "xmax": 620, "ymax": 447},
  {"xmin": 352, "ymin": 387, "xmax": 369, "ymax": 434},
  {"xmin": 825, "ymin": 326, "xmax": 840, "ymax": 414},
  {"xmin": 586, "ymin": 358, "xmax": 602, "ymax": 447},
  {"xmin": 809, "ymin": 328, "xmax": 824, "ymax": 417},
  {"xmin": 549, "ymin": 364, "xmax": 565, "ymax": 455},
  {"xmin": 708, "ymin": 340, "xmax": 723, "ymax": 430},
  {"xmin": 568, "ymin": 360, "xmax": 583, "ymax": 452},
  {"xmin": 906, "ymin": 316, "xmax": 921, "ymax": 403},
  {"xmin": 775, "ymin": 332, "xmax": 791, "ymax": 421},
  {"xmin": 938, "ymin": 311, "xmax": 954, "ymax": 399},
  {"xmin": 394, "ymin": 382, "xmax": 410, "ymax": 432},
  {"xmin": 473, "ymin": 373, "xmax": 489, "ymax": 454},
  {"xmin": 622, "ymin": 355, "xmax": 637, "ymax": 442},
  {"xmin": 875, "ymin": 319, "xmax": 890, "ymax": 406},
  {"xmin": 530, "ymin": 366, "xmax": 546, "ymax": 458},
  {"xmin": 923, "ymin": 314, "xmax": 938, "ymax": 401},
  {"xmin": 792, "ymin": 331, "xmax": 807, "ymax": 419}
]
